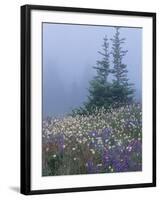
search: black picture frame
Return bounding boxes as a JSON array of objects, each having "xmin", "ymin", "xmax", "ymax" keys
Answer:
[{"xmin": 21, "ymin": 4, "xmax": 156, "ymax": 195}]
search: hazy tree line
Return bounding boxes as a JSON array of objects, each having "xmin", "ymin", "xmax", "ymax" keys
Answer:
[{"xmin": 72, "ymin": 27, "xmax": 135, "ymax": 116}]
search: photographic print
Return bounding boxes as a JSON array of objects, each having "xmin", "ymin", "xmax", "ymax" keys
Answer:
[
  {"xmin": 42, "ymin": 24, "xmax": 142, "ymax": 176},
  {"xmin": 21, "ymin": 5, "xmax": 156, "ymax": 195}
]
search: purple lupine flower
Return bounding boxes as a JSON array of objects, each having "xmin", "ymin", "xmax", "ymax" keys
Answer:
[
  {"xmin": 109, "ymin": 139, "xmax": 142, "ymax": 172},
  {"xmin": 102, "ymin": 149, "xmax": 110, "ymax": 167},
  {"xmin": 101, "ymin": 142, "xmax": 141, "ymax": 172},
  {"xmin": 112, "ymin": 155, "xmax": 129, "ymax": 172},
  {"xmin": 126, "ymin": 139, "xmax": 142, "ymax": 171},
  {"xmin": 132, "ymin": 139, "xmax": 142, "ymax": 152},
  {"xmin": 101, "ymin": 128, "xmax": 112, "ymax": 143},
  {"xmin": 86, "ymin": 160, "xmax": 98, "ymax": 174}
]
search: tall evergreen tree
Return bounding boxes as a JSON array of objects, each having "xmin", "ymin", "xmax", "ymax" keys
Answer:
[
  {"xmin": 84, "ymin": 35, "xmax": 112, "ymax": 112},
  {"xmin": 71, "ymin": 35, "xmax": 112, "ymax": 115},
  {"xmin": 110, "ymin": 27, "xmax": 134, "ymax": 106}
]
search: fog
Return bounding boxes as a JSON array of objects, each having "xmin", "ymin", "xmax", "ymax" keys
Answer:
[{"xmin": 43, "ymin": 23, "xmax": 142, "ymax": 117}]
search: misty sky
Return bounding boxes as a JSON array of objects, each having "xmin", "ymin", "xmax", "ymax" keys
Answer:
[{"xmin": 43, "ymin": 23, "xmax": 142, "ymax": 118}]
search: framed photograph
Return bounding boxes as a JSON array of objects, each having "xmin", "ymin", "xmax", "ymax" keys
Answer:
[{"xmin": 21, "ymin": 4, "xmax": 156, "ymax": 195}]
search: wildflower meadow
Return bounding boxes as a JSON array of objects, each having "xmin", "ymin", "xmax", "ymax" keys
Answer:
[{"xmin": 42, "ymin": 104, "xmax": 142, "ymax": 176}]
